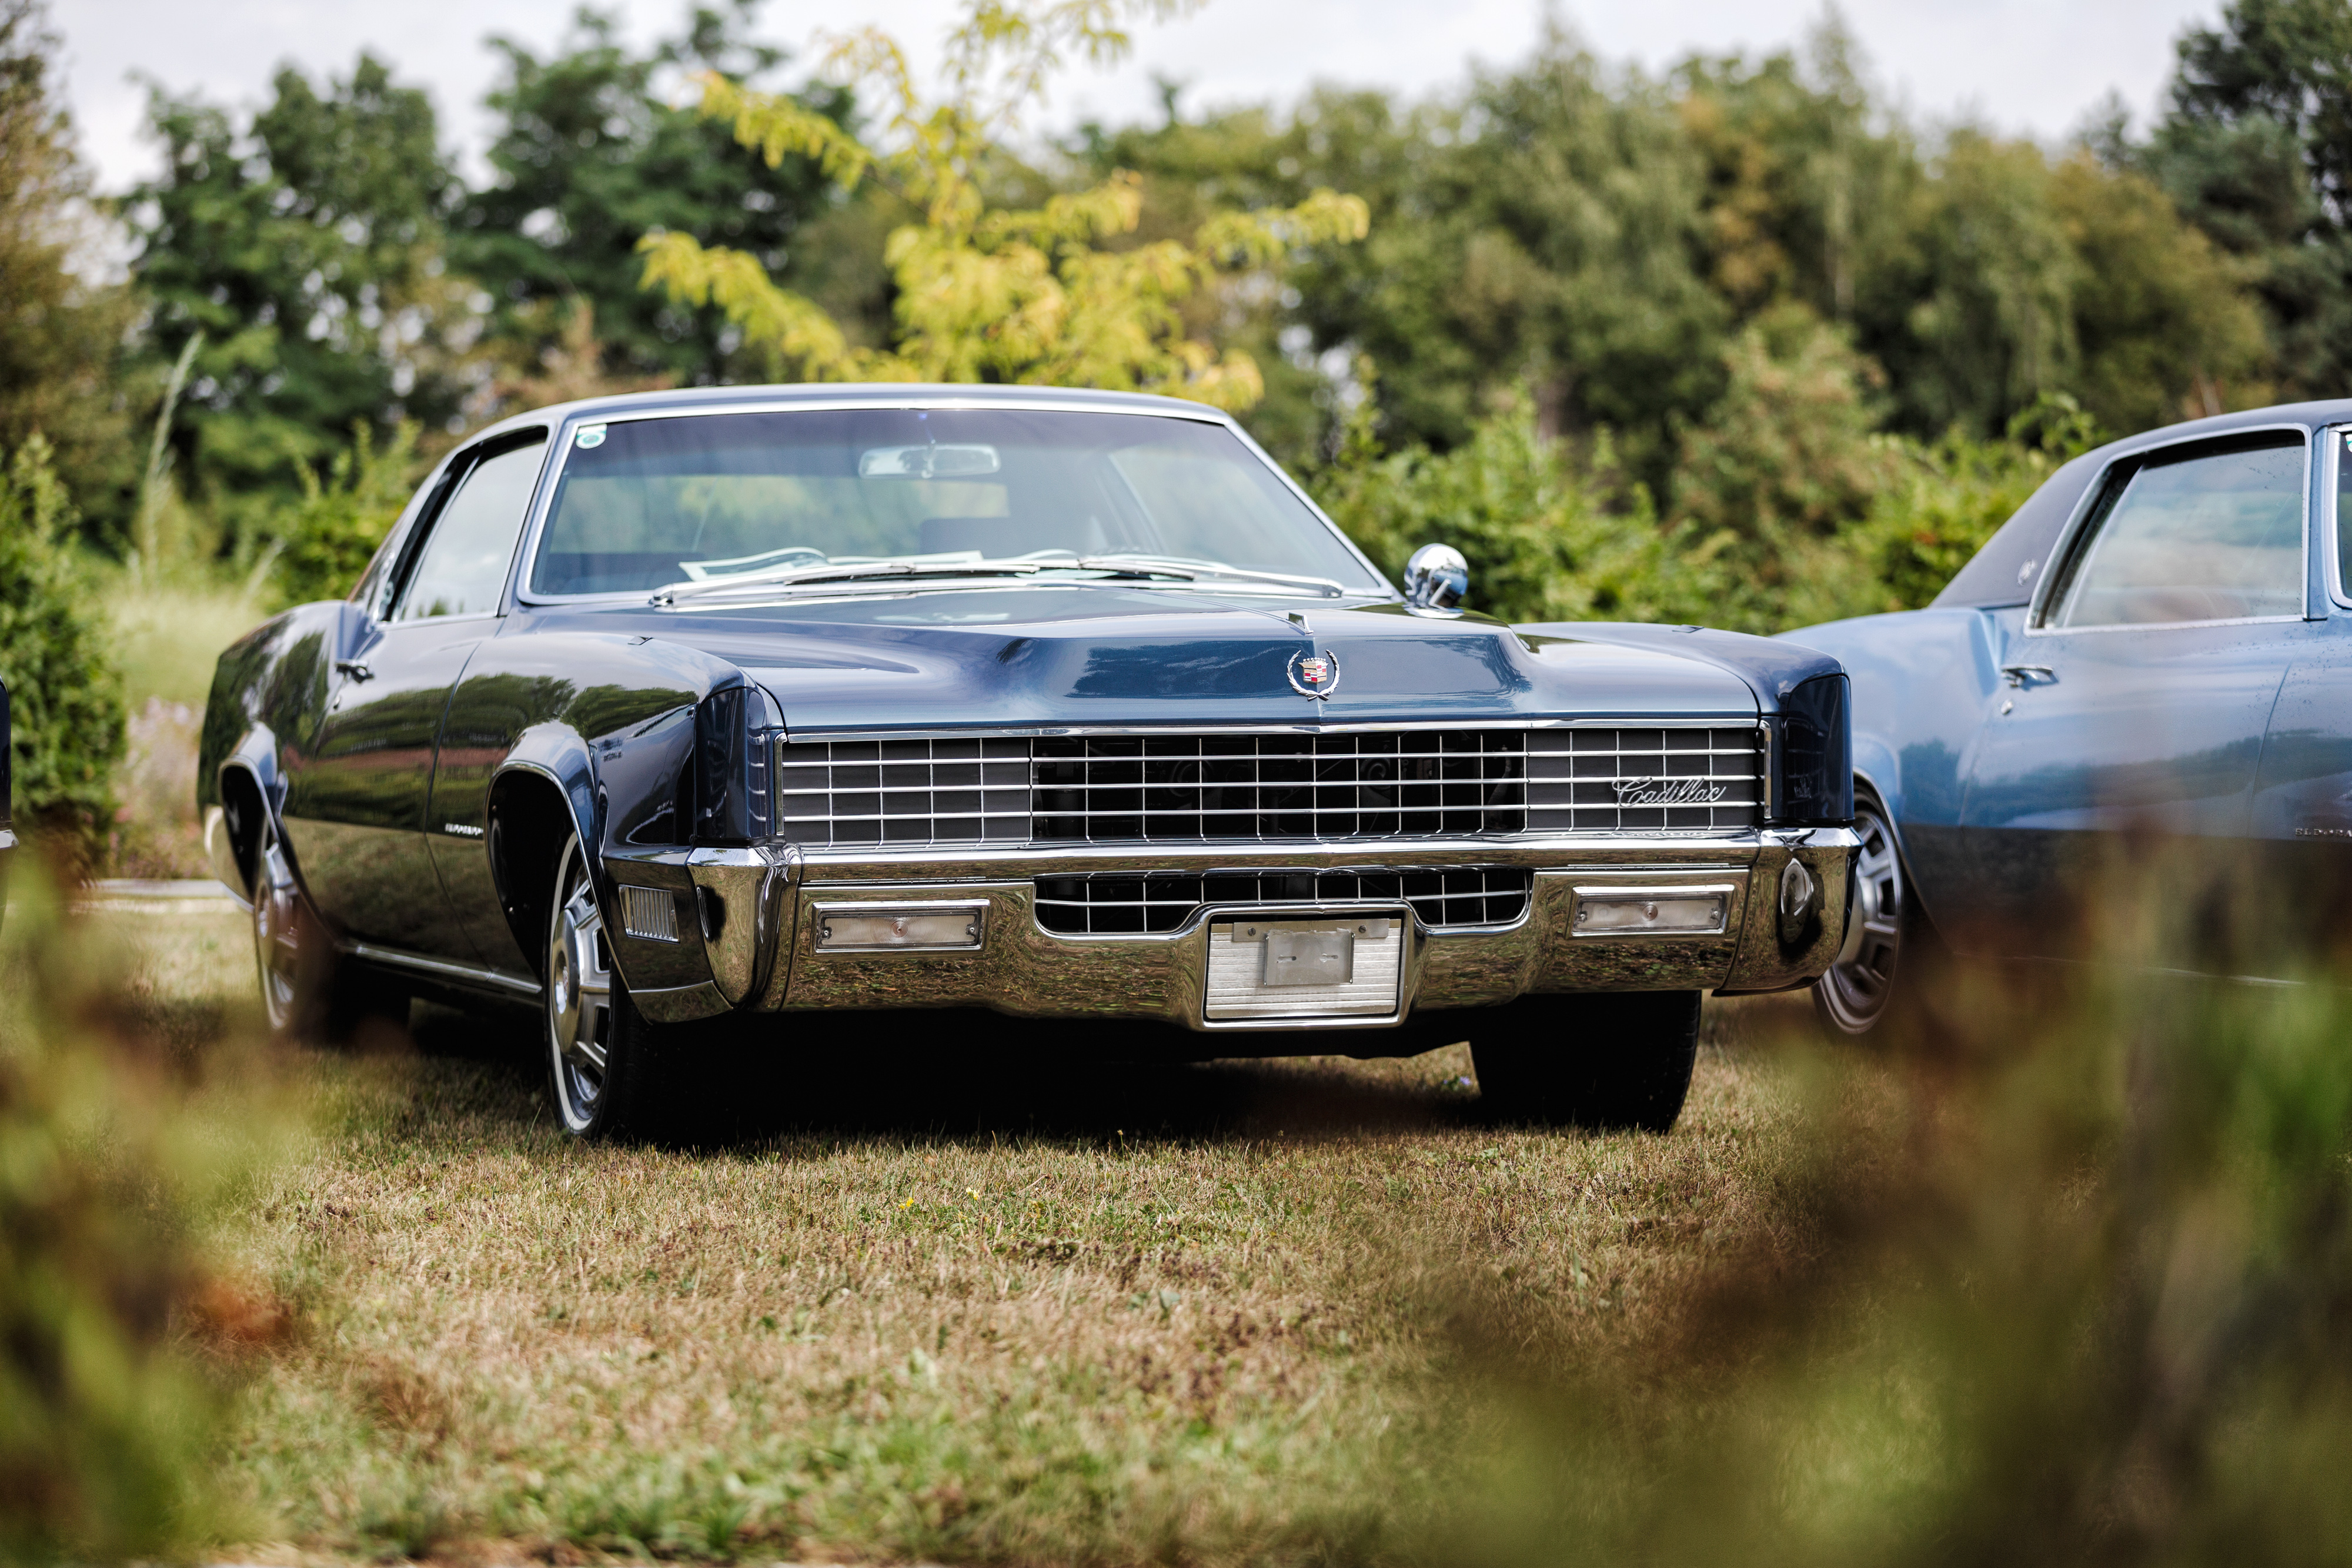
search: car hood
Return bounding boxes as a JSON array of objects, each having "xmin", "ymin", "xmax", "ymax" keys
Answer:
[{"xmin": 513, "ymin": 586, "xmax": 1760, "ymax": 730}]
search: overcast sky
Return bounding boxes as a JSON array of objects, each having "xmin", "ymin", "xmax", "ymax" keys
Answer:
[{"xmin": 54, "ymin": 0, "xmax": 2220, "ymax": 195}]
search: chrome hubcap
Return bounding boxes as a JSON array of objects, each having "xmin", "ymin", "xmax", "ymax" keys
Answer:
[
  {"xmin": 1819, "ymin": 801, "xmax": 1904, "ymax": 1032},
  {"xmin": 547, "ymin": 844, "xmax": 612, "ymax": 1130},
  {"xmin": 253, "ymin": 820, "xmax": 301, "ymax": 1031}
]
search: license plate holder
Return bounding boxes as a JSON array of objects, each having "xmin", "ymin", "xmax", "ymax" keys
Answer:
[{"xmin": 1205, "ymin": 910, "xmax": 1405, "ymax": 1022}]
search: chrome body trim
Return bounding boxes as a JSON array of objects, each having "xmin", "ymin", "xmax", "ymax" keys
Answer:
[
  {"xmin": 633, "ymin": 979, "xmax": 731, "ymax": 1024},
  {"xmin": 686, "ymin": 844, "xmax": 799, "ymax": 1007},
  {"xmin": 759, "ymin": 828, "xmax": 1860, "ymax": 1030},
  {"xmin": 343, "ymin": 940, "xmax": 542, "ymax": 998}
]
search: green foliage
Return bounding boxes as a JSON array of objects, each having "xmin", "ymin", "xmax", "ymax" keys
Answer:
[
  {"xmin": 0, "ymin": 0, "xmax": 137, "ymax": 540},
  {"xmin": 1312, "ymin": 376, "xmax": 1669, "ymax": 626},
  {"xmin": 1836, "ymin": 394, "xmax": 2102, "ymax": 617},
  {"xmin": 266, "ymin": 421, "xmax": 420, "ymax": 609},
  {"xmin": 639, "ymin": 1, "xmax": 1369, "ymax": 410},
  {"xmin": 1432, "ymin": 854, "xmax": 2352, "ymax": 1566},
  {"xmin": 1, "ymin": 878, "xmax": 298, "ymax": 1561},
  {"xmin": 0, "ymin": 437, "xmax": 126, "ymax": 858},
  {"xmin": 453, "ymin": 5, "xmax": 852, "ymax": 390},
  {"xmin": 123, "ymin": 52, "xmax": 473, "ymax": 509},
  {"xmin": 2142, "ymin": 0, "xmax": 2352, "ymax": 401}
]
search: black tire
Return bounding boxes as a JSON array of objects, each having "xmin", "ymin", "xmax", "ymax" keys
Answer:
[
  {"xmin": 1471, "ymin": 989, "xmax": 1702, "ymax": 1131},
  {"xmin": 1812, "ymin": 789, "xmax": 1927, "ymax": 1039},
  {"xmin": 250, "ymin": 811, "xmax": 407, "ymax": 1045},
  {"xmin": 544, "ymin": 834, "xmax": 670, "ymax": 1139}
]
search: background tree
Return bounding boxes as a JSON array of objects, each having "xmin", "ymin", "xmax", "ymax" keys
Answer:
[
  {"xmin": 2141, "ymin": 0, "xmax": 2352, "ymax": 399},
  {"xmin": 637, "ymin": 0, "xmax": 1368, "ymax": 409},
  {"xmin": 0, "ymin": 0, "xmax": 135, "ymax": 543},
  {"xmin": 455, "ymin": 3, "xmax": 857, "ymax": 390},
  {"xmin": 122, "ymin": 54, "xmax": 473, "ymax": 526}
]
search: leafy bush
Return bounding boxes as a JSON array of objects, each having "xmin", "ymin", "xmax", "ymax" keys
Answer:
[
  {"xmin": 1428, "ymin": 850, "xmax": 2352, "ymax": 1566},
  {"xmin": 0, "ymin": 435, "xmax": 126, "ymax": 862},
  {"xmin": 1, "ymin": 876, "xmax": 294, "ymax": 1561},
  {"xmin": 266, "ymin": 420, "xmax": 419, "ymax": 609},
  {"xmin": 1311, "ymin": 379, "xmax": 1679, "ymax": 625},
  {"xmin": 1314, "ymin": 336, "xmax": 2101, "ymax": 636}
]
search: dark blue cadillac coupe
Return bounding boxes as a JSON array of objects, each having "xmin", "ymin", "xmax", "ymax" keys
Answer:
[
  {"xmin": 1790, "ymin": 400, "xmax": 2352, "ymax": 1033},
  {"xmin": 199, "ymin": 386, "xmax": 1858, "ymax": 1137}
]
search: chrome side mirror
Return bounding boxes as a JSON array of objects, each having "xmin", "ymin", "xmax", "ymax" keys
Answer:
[{"xmin": 1403, "ymin": 543, "xmax": 1469, "ymax": 613}]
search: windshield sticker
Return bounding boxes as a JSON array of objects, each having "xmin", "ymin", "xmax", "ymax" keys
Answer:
[{"xmin": 574, "ymin": 424, "xmax": 607, "ymax": 449}]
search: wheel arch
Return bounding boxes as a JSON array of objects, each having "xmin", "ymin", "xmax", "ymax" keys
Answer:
[
  {"xmin": 208, "ymin": 724, "xmax": 283, "ymax": 902},
  {"xmin": 488, "ymin": 724, "xmax": 599, "ymax": 978}
]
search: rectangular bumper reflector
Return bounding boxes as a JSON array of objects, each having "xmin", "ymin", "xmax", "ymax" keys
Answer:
[
  {"xmin": 814, "ymin": 904, "xmax": 986, "ymax": 952},
  {"xmin": 1571, "ymin": 885, "xmax": 1733, "ymax": 937},
  {"xmin": 619, "ymin": 885, "xmax": 680, "ymax": 942}
]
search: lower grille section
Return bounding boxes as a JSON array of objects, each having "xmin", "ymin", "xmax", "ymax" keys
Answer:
[{"xmin": 1034, "ymin": 867, "xmax": 1535, "ymax": 935}]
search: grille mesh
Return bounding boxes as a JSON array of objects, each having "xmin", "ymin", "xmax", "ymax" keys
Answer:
[
  {"xmin": 777, "ymin": 727, "xmax": 1760, "ymax": 845},
  {"xmin": 1034, "ymin": 868, "xmax": 1535, "ymax": 935}
]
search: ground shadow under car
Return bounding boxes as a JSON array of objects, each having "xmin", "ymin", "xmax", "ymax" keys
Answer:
[{"xmin": 400, "ymin": 998, "xmax": 1486, "ymax": 1149}]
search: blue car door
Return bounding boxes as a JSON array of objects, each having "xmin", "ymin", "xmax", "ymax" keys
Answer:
[
  {"xmin": 279, "ymin": 430, "xmax": 549, "ymax": 959},
  {"xmin": 1958, "ymin": 427, "xmax": 2318, "ymax": 955},
  {"xmin": 2251, "ymin": 426, "xmax": 2352, "ymax": 971}
]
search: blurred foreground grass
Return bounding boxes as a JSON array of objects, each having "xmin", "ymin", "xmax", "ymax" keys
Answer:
[{"xmin": 14, "ymin": 864, "xmax": 2352, "ymax": 1564}]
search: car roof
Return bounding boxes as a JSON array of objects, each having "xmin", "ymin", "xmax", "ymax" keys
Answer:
[
  {"xmin": 1935, "ymin": 396, "xmax": 2352, "ymax": 611},
  {"xmin": 2087, "ymin": 397, "xmax": 2352, "ymax": 457},
  {"xmin": 460, "ymin": 383, "xmax": 1239, "ymax": 449}
]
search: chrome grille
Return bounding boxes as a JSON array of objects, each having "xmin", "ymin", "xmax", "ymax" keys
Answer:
[
  {"xmin": 1034, "ymin": 868, "xmax": 1535, "ymax": 935},
  {"xmin": 776, "ymin": 727, "xmax": 1760, "ymax": 845},
  {"xmin": 775, "ymin": 737, "xmax": 1031, "ymax": 846}
]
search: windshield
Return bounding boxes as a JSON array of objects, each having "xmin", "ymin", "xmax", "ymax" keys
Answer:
[{"xmin": 526, "ymin": 407, "xmax": 1388, "ymax": 597}]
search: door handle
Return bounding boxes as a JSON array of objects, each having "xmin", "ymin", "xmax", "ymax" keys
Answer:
[
  {"xmin": 335, "ymin": 659, "xmax": 375, "ymax": 682},
  {"xmin": 2000, "ymin": 664, "xmax": 2056, "ymax": 688}
]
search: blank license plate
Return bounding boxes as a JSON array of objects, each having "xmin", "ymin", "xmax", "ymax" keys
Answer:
[{"xmin": 1205, "ymin": 914, "xmax": 1402, "ymax": 1021}]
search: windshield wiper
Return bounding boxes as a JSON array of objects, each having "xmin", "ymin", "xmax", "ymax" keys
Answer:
[
  {"xmin": 650, "ymin": 557, "xmax": 1048, "ymax": 605},
  {"xmin": 649, "ymin": 553, "xmax": 1353, "ymax": 606},
  {"xmin": 1055, "ymin": 554, "xmax": 1348, "ymax": 598}
]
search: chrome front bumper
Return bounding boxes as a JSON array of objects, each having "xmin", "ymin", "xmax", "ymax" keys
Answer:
[{"xmin": 606, "ymin": 831, "xmax": 1857, "ymax": 1030}]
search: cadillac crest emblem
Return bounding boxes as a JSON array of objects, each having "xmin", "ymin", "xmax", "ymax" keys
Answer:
[{"xmin": 1287, "ymin": 648, "xmax": 1341, "ymax": 700}]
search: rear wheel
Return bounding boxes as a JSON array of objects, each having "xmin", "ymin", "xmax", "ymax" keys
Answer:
[
  {"xmin": 1812, "ymin": 791, "xmax": 1916, "ymax": 1037},
  {"xmin": 1471, "ymin": 990, "xmax": 1702, "ymax": 1131},
  {"xmin": 250, "ymin": 811, "xmax": 407, "ymax": 1043},
  {"xmin": 544, "ymin": 835, "xmax": 668, "ymax": 1139}
]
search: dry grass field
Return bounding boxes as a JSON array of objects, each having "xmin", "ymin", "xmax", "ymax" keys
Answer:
[{"xmin": 82, "ymin": 896, "xmax": 1836, "ymax": 1564}]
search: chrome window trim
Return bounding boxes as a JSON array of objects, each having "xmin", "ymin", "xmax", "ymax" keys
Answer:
[
  {"xmin": 2326, "ymin": 423, "xmax": 2351, "ymax": 611},
  {"xmin": 381, "ymin": 425, "xmax": 551, "ymax": 624},
  {"xmin": 505, "ymin": 395, "xmax": 1397, "ymax": 610},
  {"xmin": 2025, "ymin": 420, "xmax": 2313, "ymax": 637}
]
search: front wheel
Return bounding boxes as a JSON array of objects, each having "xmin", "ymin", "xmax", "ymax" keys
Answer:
[
  {"xmin": 544, "ymin": 835, "xmax": 670, "ymax": 1139},
  {"xmin": 1471, "ymin": 990, "xmax": 1702, "ymax": 1131},
  {"xmin": 1812, "ymin": 792, "xmax": 1919, "ymax": 1038}
]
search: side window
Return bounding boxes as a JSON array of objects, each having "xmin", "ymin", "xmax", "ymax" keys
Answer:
[
  {"xmin": 2045, "ymin": 434, "xmax": 2306, "ymax": 629},
  {"xmin": 390, "ymin": 434, "xmax": 549, "ymax": 622}
]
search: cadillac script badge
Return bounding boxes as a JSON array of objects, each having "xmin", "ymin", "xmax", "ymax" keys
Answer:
[{"xmin": 1287, "ymin": 648, "xmax": 1341, "ymax": 700}]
